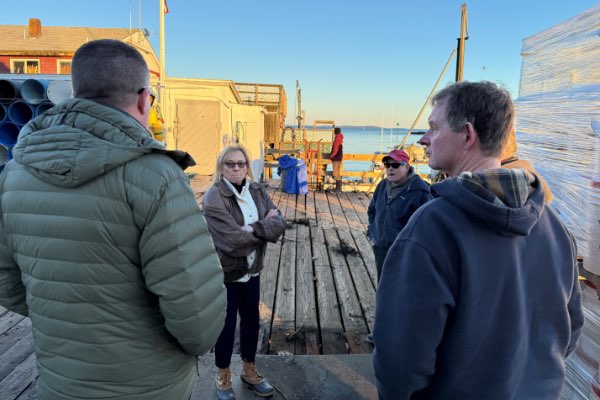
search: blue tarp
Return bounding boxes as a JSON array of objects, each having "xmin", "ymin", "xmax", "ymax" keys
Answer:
[{"xmin": 277, "ymin": 154, "xmax": 308, "ymax": 194}]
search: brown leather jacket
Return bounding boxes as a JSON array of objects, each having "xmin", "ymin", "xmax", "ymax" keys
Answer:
[{"xmin": 202, "ymin": 180, "xmax": 287, "ymax": 282}]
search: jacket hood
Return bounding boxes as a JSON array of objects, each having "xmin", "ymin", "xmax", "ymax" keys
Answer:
[
  {"xmin": 277, "ymin": 154, "xmax": 301, "ymax": 169},
  {"xmin": 12, "ymin": 98, "xmax": 195, "ymax": 188},
  {"xmin": 431, "ymin": 168, "xmax": 545, "ymax": 236}
]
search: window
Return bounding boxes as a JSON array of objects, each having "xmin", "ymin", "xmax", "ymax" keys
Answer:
[
  {"xmin": 11, "ymin": 59, "xmax": 40, "ymax": 74},
  {"xmin": 57, "ymin": 60, "xmax": 72, "ymax": 74}
]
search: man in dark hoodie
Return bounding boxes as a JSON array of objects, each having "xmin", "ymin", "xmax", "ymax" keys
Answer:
[{"xmin": 373, "ymin": 81, "xmax": 583, "ymax": 400}]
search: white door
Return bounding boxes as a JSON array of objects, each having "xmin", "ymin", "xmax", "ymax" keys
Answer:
[{"xmin": 174, "ymin": 100, "xmax": 220, "ymax": 175}]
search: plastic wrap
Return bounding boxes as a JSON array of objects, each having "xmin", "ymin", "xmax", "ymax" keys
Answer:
[
  {"xmin": 560, "ymin": 283, "xmax": 600, "ymax": 399},
  {"xmin": 519, "ymin": 4, "xmax": 600, "ymax": 97},
  {"xmin": 516, "ymin": 5, "xmax": 600, "ymax": 398},
  {"xmin": 515, "ymin": 4, "xmax": 600, "ymax": 274}
]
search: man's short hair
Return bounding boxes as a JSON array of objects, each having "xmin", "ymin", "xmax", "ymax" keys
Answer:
[
  {"xmin": 71, "ymin": 39, "xmax": 149, "ymax": 109},
  {"xmin": 432, "ymin": 81, "xmax": 514, "ymax": 157}
]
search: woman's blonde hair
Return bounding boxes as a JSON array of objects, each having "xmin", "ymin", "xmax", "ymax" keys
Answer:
[{"xmin": 213, "ymin": 144, "xmax": 254, "ymax": 182}]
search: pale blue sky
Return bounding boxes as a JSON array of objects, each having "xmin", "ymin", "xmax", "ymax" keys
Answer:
[{"xmin": 2, "ymin": 1, "xmax": 599, "ymax": 127}]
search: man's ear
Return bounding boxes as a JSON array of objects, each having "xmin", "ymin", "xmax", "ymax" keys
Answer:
[
  {"xmin": 463, "ymin": 122, "xmax": 478, "ymax": 150},
  {"xmin": 136, "ymin": 91, "xmax": 147, "ymax": 114}
]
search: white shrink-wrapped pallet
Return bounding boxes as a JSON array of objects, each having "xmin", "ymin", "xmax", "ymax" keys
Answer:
[
  {"xmin": 515, "ymin": 4, "xmax": 600, "ymax": 274},
  {"xmin": 515, "ymin": 5, "xmax": 600, "ymax": 399}
]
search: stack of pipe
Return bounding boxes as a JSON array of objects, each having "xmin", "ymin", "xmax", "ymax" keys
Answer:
[{"xmin": 0, "ymin": 78, "xmax": 72, "ymax": 169}]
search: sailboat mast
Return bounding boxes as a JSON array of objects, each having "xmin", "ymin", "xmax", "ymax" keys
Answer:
[
  {"xmin": 296, "ymin": 80, "xmax": 302, "ymax": 129},
  {"xmin": 455, "ymin": 3, "xmax": 468, "ymax": 81},
  {"xmin": 380, "ymin": 115, "xmax": 384, "ymax": 154}
]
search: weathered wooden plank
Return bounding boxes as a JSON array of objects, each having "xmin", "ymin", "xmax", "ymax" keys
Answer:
[
  {"xmin": 290, "ymin": 194, "xmax": 320, "ymax": 355},
  {"xmin": 0, "ymin": 312, "xmax": 26, "ymax": 337},
  {"xmin": 326, "ymin": 193, "xmax": 348, "ymax": 230},
  {"xmin": 356, "ymin": 191, "xmax": 373, "ymax": 213},
  {"xmin": 350, "ymin": 230, "xmax": 378, "ymax": 291},
  {"xmin": 259, "ymin": 242, "xmax": 282, "ymax": 353},
  {"xmin": 0, "ymin": 319, "xmax": 32, "ymax": 358},
  {"xmin": 258, "ymin": 187, "xmax": 286, "ymax": 353},
  {"xmin": 344, "ymin": 332, "xmax": 374, "ymax": 354},
  {"xmin": 337, "ymin": 229, "xmax": 376, "ymax": 334},
  {"xmin": 305, "ymin": 191, "xmax": 317, "ymax": 227},
  {"xmin": 295, "ymin": 220, "xmax": 319, "ymax": 355},
  {"xmin": 335, "ymin": 193, "xmax": 364, "ymax": 232},
  {"xmin": 323, "ymin": 229, "xmax": 368, "ymax": 338},
  {"xmin": 311, "ymin": 226, "xmax": 346, "ymax": 354},
  {"xmin": 15, "ymin": 379, "xmax": 38, "ymax": 400},
  {"xmin": 346, "ymin": 192, "xmax": 371, "ymax": 227},
  {"xmin": 0, "ymin": 306, "xmax": 9, "ymax": 318},
  {"xmin": 0, "ymin": 352, "xmax": 37, "ymax": 400},
  {"xmin": 0, "ymin": 332, "xmax": 35, "ymax": 382},
  {"xmin": 269, "ymin": 193, "xmax": 297, "ymax": 355},
  {"xmin": 314, "ymin": 191, "xmax": 334, "ymax": 229}
]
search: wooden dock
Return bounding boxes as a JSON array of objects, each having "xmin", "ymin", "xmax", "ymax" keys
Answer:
[{"xmin": 0, "ymin": 182, "xmax": 377, "ymax": 398}]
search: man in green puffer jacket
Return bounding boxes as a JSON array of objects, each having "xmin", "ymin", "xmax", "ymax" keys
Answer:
[{"xmin": 0, "ymin": 39, "xmax": 226, "ymax": 400}]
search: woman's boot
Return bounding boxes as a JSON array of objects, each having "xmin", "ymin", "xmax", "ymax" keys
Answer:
[
  {"xmin": 241, "ymin": 361, "xmax": 274, "ymax": 397},
  {"xmin": 215, "ymin": 367, "xmax": 235, "ymax": 400}
]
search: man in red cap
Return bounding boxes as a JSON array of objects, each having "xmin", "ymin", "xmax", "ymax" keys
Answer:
[
  {"xmin": 366, "ymin": 148, "xmax": 432, "ymax": 344},
  {"xmin": 368, "ymin": 149, "xmax": 432, "ymax": 278}
]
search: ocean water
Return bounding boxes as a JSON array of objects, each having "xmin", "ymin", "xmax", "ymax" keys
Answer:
[
  {"xmin": 339, "ymin": 126, "xmax": 431, "ymax": 177},
  {"xmin": 272, "ymin": 126, "xmax": 431, "ymax": 180}
]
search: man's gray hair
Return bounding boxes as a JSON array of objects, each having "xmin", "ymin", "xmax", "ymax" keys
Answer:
[
  {"xmin": 213, "ymin": 144, "xmax": 255, "ymax": 182},
  {"xmin": 432, "ymin": 81, "xmax": 514, "ymax": 156},
  {"xmin": 71, "ymin": 39, "xmax": 149, "ymax": 109}
]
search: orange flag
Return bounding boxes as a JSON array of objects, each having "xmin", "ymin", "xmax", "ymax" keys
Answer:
[{"xmin": 164, "ymin": 0, "xmax": 169, "ymax": 13}]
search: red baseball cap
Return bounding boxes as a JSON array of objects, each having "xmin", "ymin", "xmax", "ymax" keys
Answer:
[{"xmin": 382, "ymin": 149, "xmax": 410, "ymax": 164}]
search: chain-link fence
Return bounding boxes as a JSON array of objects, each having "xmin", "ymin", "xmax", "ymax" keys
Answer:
[{"xmin": 280, "ymin": 128, "xmax": 333, "ymax": 153}]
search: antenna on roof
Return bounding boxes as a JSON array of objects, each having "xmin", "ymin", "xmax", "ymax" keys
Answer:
[
  {"xmin": 138, "ymin": 0, "xmax": 142, "ymax": 43},
  {"xmin": 129, "ymin": 0, "xmax": 132, "ymax": 38}
]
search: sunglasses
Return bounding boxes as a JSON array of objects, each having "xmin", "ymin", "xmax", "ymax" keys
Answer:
[
  {"xmin": 137, "ymin": 87, "xmax": 156, "ymax": 107},
  {"xmin": 224, "ymin": 161, "xmax": 247, "ymax": 169},
  {"xmin": 383, "ymin": 161, "xmax": 406, "ymax": 169}
]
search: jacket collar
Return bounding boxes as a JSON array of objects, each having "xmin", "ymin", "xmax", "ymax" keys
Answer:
[{"xmin": 216, "ymin": 179, "xmax": 260, "ymax": 197}]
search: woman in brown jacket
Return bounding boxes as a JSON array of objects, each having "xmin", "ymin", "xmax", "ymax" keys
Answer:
[{"xmin": 203, "ymin": 144, "xmax": 287, "ymax": 400}]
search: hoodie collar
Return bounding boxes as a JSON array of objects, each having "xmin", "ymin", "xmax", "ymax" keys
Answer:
[
  {"xmin": 431, "ymin": 168, "xmax": 545, "ymax": 236},
  {"xmin": 456, "ymin": 168, "xmax": 535, "ymax": 208}
]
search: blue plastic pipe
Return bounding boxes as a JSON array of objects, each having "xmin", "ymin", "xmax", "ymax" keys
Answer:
[
  {"xmin": 0, "ymin": 79, "xmax": 23, "ymax": 104},
  {"xmin": 0, "ymin": 122, "xmax": 20, "ymax": 147},
  {"xmin": 8, "ymin": 101, "xmax": 33, "ymax": 125},
  {"xmin": 21, "ymin": 79, "xmax": 49, "ymax": 105},
  {"xmin": 35, "ymin": 101, "xmax": 54, "ymax": 116}
]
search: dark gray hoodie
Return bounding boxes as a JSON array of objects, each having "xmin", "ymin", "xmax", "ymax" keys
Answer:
[{"xmin": 373, "ymin": 168, "xmax": 583, "ymax": 400}]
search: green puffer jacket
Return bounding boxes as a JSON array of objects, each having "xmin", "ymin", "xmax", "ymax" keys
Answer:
[{"xmin": 0, "ymin": 99, "xmax": 227, "ymax": 400}]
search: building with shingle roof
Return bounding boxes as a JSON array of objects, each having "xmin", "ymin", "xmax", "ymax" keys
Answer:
[{"xmin": 0, "ymin": 18, "xmax": 160, "ymax": 77}]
